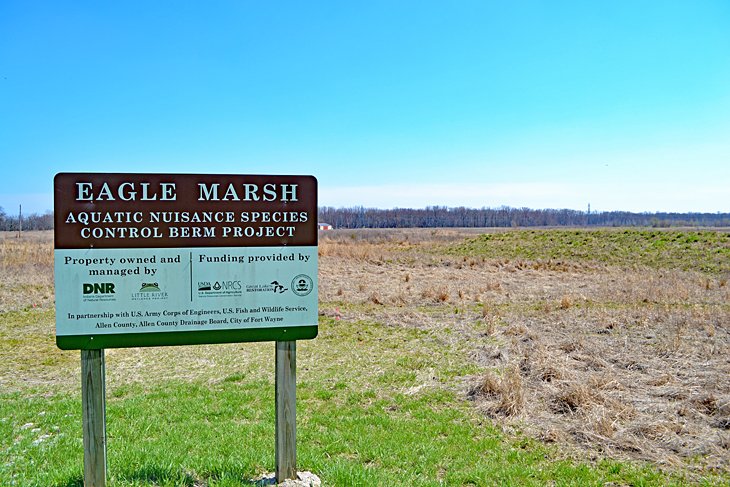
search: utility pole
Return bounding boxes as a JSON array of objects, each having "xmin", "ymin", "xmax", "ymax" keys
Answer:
[{"xmin": 17, "ymin": 204, "xmax": 22, "ymax": 238}]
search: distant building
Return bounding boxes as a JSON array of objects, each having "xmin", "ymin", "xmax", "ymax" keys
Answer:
[{"xmin": 318, "ymin": 222, "xmax": 333, "ymax": 231}]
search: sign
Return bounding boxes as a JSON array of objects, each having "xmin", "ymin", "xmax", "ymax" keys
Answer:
[{"xmin": 54, "ymin": 173, "xmax": 318, "ymax": 349}]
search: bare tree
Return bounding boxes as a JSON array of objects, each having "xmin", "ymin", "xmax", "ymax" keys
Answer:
[{"xmin": 318, "ymin": 206, "xmax": 730, "ymax": 229}]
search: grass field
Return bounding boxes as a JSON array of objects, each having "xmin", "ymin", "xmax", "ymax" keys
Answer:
[
  {"xmin": 1, "ymin": 228, "xmax": 728, "ymax": 486},
  {"xmin": 448, "ymin": 229, "xmax": 730, "ymax": 275}
]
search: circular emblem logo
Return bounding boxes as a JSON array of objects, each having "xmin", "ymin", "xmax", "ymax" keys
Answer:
[{"xmin": 291, "ymin": 274, "xmax": 313, "ymax": 296}]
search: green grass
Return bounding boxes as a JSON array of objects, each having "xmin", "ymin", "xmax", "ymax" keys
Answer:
[
  {"xmin": 4, "ymin": 229, "xmax": 729, "ymax": 485},
  {"xmin": 447, "ymin": 229, "xmax": 730, "ymax": 274},
  {"xmin": 1, "ymin": 380, "xmax": 676, "ymax": 487},
  {"xmin": 0, "ymin": 313, "xmax": 712, "ymax": 486}
]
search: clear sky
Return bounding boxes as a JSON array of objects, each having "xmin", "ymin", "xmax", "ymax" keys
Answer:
[{"xmin": 1, "ymin": 1, "xmax": 729, "ymax": 215}]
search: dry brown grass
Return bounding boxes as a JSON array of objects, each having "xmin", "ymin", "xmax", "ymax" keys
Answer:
[
  {"xmin": 477, "ymin": 366, "xmax": 524, "ymax": 417},
  {"xmin": 0, "ymin": 231, "xmax": 54, "ymax": 312},
  {"xmin": 317, "ymin": 228, "xmax": 730, "ymax": 474},
  {"xmin": 2, "ymin": 228, "xmax": 729, "ymax": 476}
]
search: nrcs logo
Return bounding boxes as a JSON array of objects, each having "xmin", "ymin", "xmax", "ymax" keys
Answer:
[{"xmin": 215, "ymin": 281, "xmax": 242, "ymax": 290}]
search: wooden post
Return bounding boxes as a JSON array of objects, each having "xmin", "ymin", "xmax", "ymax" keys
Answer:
[
  {"xmin": 81, "ymin": 349, "xmax": 107, "ymax": 487},
  {"xmin": 275, "ymin": 340, "xmax": 296, "ymax": 481}
]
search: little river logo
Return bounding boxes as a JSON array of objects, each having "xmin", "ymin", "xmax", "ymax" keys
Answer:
[
  {"xmin": 82, "ymin": 282, "xmax": 117, "ymax": 302},
  {"xmin": 131, "ymin": 282, "xmax": 168, "ymax": 301},
  {"xmin": 198, "ymin": 280, "xmax": 242, "ymax": 298}
]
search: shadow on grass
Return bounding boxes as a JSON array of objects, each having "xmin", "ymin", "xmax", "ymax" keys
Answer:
[
  {"xmin": 52, "ymin": 477, "xmax": 82, "ymax": 487},
  {"xmin": 52, "ymin": 466, "xmax": 280, "ymax": 486}
]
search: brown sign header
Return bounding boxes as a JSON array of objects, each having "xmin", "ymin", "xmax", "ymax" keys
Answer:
[{"xmin": 54, "ymin": 173, "xmax": 317, "ymax": 249}]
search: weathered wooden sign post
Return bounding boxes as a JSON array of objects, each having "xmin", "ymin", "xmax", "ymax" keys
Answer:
[{"xmin": 54, "ymin": 173, "xmax": 318, "ymax": 486}]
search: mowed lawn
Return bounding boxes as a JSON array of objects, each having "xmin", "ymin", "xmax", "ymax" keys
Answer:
[{"xmin": 1, "ymin": 229, "xmax": 728, "ymax": 486}]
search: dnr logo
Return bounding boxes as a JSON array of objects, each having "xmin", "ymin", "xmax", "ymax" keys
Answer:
[
  {"xmin": 82, "ymin": 283, "xmax": 117, "ymax": 302},
  {"xmin": 83, "ymin": 283, "xmax": 115, "ymax": 294}
]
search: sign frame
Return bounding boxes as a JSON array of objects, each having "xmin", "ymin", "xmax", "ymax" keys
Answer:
[{"xmin": 54, "ymin": 172, "xmax": 319, "ymax": 350}]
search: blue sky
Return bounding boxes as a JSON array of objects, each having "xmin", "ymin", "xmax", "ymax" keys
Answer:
[{"xmin": 1, "ymin": 1, "xmax": 729, "ymax": 214}]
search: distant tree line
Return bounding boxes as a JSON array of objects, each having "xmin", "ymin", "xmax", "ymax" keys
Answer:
[
  {"xmin": 0, "ymin": 207, "xmax": 54, "ymax": 231},
  {"xmin": 1, "ymin": 205, "xmax": 728, "ymax": 231},
  {"xmin": 318, "ymin": 206, "xmax": 730, "ymax": 228}
]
